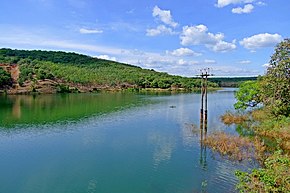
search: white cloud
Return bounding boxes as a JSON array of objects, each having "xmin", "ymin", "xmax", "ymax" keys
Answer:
[
  {"xmin": 232, "ymin": 4, "xmax": 254, "ymax": 14},
  {"xmin": 180, "ymin": 25, "xmax": 236, "ymax": 52},
  {"xmin": 216, "ymin": 0, "xmax": 254, "ymax": 8},
  {"xmin": 239, "ymin": 60, "xmax": 251, "ymax": 64},
  {"xmin": 153, "ymin": 6, "xmax": 178, "ymax": 28},
  {"xmin": 96, "ymin": 55, "xmax": 117, "ymax": 61},
  {"xmin": 146, "ymin": 25, "xmax": 176, "ymax": 36},
  {"xmin": 181, "ymin": 25, "xmax": 220, "ymax": 45},
  {"xmin": 210, "ymin": 40, "xmax": 237, "ymax": 52},
  {"xmin": 204, "ymin": 59, "xmax": 216, "ymax": 64},
  {"xmin": 108, "ymin": 21, "xmax": 140, "ymax": 32},
  {"xmin": 79, "ymin": 28, "xmax": 103, "ymax": 34},
  {"xmin": 167, "ymin": 48, "xmax": 202, "ymax": 57},
  {"xmin": 0, "ymin": 33, "xmax": 124, "ymax": 55},
  {"xmin": 178, "ymin": 59, "xmax": 186, "ymax": 65},
  {"xmin": 256, "ymin": 1, "xmax": 266, "ymax": 6},
  {"xmin": 212, "ymin": 66, "xmax": 259, "ymax": 76},
  {"xmin": 240, "ymin": 33, "xmax": 282, "ymax": 50}
]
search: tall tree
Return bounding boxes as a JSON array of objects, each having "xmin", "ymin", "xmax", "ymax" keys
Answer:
[{"xmin": 261, "ymin": 38, "xmax": 290, "ymax": 116}]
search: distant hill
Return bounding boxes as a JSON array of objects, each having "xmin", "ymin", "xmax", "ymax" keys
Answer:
[
  {"xmin": 0, "ymin": 48, "xmax": 218, "ymax": 94},
  {"xmin": 209, "ymin": 77, "xmax": 258, "ymax": 87}
]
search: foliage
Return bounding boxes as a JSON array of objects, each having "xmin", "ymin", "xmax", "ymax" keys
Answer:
[
  {"xmin": 234, "ymin": 80, "xmax": 261, "ymax": 110},
  {"xmin": 236, "ymin": 151, "xmax": 290, "ymax": 193},
  {"xmin": 0, "ymin": 68, "xmax": 12, "ymax": 88},
  {"xmin": 253, "ymin": 112, "xmax": 290, "ymax": 153},
  {"xmin": 260, "ymin": 38, "xmax": 290, "ymax": 116},
  {"xmin": 57, "ymin": 84, "xmax": 71, "ymax": 93}
]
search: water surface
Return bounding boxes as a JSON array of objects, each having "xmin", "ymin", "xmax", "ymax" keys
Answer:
[{"xmin": 0, "ymin": 90, "xmax": 249, "ymax": 193}]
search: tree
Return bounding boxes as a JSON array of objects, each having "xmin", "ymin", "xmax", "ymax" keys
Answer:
[
  {"xmin": 261, "ymin": 38, "xmax": 290, "ymax": 116},
  {"xmin": 234, "ymin": 80, "xmax": 261, "ymax": 110},
  {"xmin": 0, "ymin": 68, "xmax": 12, "ymax": 88}
]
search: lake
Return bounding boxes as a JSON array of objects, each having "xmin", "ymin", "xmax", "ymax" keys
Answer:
[{"xmin": 0, "ymin": 89, "xmax": 251, "ymax": 193}]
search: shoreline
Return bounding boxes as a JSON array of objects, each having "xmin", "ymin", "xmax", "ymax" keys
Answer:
[{"xmin": 0, "ymin": 84, "xmax": 221, "ymax": 95}]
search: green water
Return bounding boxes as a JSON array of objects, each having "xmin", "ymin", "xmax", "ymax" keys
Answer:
[{"xmin": 0, "ymin": 90, "xmax": 250, "ymax": 193}]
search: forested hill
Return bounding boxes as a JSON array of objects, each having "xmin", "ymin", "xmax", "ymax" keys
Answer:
[
  {"xmin": 209, "ymin": 77, "xmax": 258, "ymax": 87},
  {"xmin": 0, "ymin": 48, "xmax": 218, "ymax": 94}
]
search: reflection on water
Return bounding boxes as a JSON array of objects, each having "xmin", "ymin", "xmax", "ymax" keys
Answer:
[
  {"xmin": 0, "ymin": 91, "xmax": 252, "ymax": 193},
  {"xmin": 148, "ymin": 132, "xmax": 176, "ymax": 167},
  {"xmin": 0, "ymin": 93, "xmax": 150, "ymax": 127},
  {"xmin": 200, "ymin": 123, "xmax": 208, "ymax": 171}
]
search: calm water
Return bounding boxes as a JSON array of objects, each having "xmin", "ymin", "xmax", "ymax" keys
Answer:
[{"xmin": 0, "ymin": 90, "xmax": 250, "ymax": 193}]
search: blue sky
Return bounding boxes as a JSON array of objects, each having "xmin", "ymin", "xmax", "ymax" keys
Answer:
[{"xmin": 0, "ymin": 0, "xmax": 289, "ymax": 77}]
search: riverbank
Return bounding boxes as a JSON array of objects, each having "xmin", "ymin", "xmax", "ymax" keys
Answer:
[
  {"xmin": 203, "ymin": 109, "xmax": 290, "ymax": 192},
  {"xmin": 0, "ymin": 78, "xmax": 220, "ymax": 95}
]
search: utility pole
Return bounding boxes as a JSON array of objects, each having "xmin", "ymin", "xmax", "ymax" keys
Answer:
[
  {"xmin": 198, "ymin": 68, "xmax": 212, "ymax": 170},
  {"xmin": 199, "ymin": 68, "xmax": 212, "ymax": 133}
]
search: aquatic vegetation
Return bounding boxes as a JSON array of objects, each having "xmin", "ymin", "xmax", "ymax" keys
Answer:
[
  {"xmin": 203, "ymin": 132, "xmax": 254, "ymax": 161},
  {"xmin": 220, "ymin": 111, "xmax": 249, "ymax": 125}
]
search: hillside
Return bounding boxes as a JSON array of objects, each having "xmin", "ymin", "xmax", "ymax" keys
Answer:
[
  {"xmin": 209, "ymin": 77, "xmax": 258, "ymax": 87},
  {"xmin": 0, "ymin": 48, "xmax": 218, "ymax": 94}
]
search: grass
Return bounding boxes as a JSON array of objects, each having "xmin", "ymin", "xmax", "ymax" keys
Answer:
[
  {"xmin": 220, "ymin": 111, "xmax": 249, "ymax": 125},
  {"xmin": 203, "ymin": 132, "xmax": 257, "ymax": 161},
  {"xmin": 251, "ymin": 109, "xmax": 290, "ymax": 154}
]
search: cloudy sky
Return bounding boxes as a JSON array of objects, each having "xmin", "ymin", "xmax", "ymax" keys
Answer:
[{"xmin": 0, "ymin": 0, "xmax": 289, "ymax": 76}]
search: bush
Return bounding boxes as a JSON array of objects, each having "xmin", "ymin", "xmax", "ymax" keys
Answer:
[
  {"xmin": 234, "ymin": 80, "xmax": 261, "ymax": 110},
  {"xmin": 57, "ymin": 84, "xmax": 70, "ymax": 93},
  {"xmin": 0, "ymin": 68, "xmax": 12, "ymax": 87},
  {"xmin": 236, "ymin": 151, "xmax": 290, "ymax": 193}
]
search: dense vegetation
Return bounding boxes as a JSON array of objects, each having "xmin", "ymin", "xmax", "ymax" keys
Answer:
[
  {"xmin": 233, "ymin": 39, "xmax": 290, "ymax": 192},
  {"xmin": 235, "ymin": 39, "xmax": 290, "ymax": 116},
  {"xmin": 210, "ymin": 77, "xmax": 257, "ymax": 87},
  {"xmin": 0, "ymin": 68, "xmax": 12, "ymax": 88},
  {"xmin": 0, "ymin": 48, "xmax": 218, "ymax": 92},
  {"xmin": 201, "ymin": 39, "xmax": 289, "ymax": 192}
]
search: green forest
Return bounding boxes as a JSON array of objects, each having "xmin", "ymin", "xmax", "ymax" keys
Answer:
[{"xmin": 0, "ymin": 48, "xmax": 218, "ymax": 93}]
